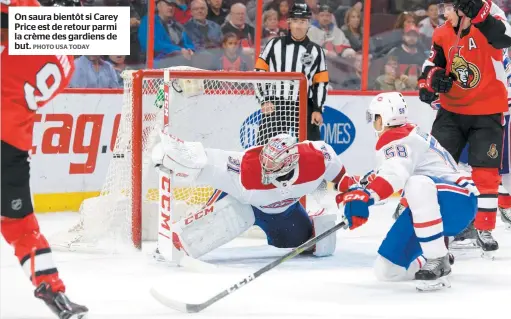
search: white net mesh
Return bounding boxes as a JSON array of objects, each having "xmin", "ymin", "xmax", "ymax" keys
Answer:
[{"xmin": 48, "ymin": 67, "xmax": 303, "ymax": 252}]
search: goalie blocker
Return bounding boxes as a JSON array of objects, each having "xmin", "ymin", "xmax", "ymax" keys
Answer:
[{"xmin": 152, "ymin": 132, "xmax": 343, "ymax": 263}]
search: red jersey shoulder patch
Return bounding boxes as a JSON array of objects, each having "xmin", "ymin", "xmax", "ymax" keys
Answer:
[
  {"xmin": 294, "ymin": 143, "xmax": 326, "ymax": 184},
  {"xmin": 376, "ymin": 124, "xmax": 415, "ymax": 151}
]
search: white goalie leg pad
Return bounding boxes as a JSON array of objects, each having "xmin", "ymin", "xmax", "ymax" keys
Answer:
[
  {"xmin": 311, "ymin": 213, "xmax": 337, "ymax": 257},
  {"xmin": 173, "ymin": 195, "xmax": 255, "ymax": 259}
]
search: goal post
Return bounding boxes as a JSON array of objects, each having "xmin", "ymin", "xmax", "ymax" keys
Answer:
[{"xmin": 48, "ymin": 67, "xmax": 309, "ymax": 253}]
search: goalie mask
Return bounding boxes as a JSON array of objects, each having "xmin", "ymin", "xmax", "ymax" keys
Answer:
[{"xmin": 260, "ymin": 134, "xmax": 300, "ymax": 185}]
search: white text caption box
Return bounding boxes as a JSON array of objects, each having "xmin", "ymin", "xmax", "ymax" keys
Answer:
[{"xmin": 8, "ymin": 6, "xmax": 130, "ymax": 55}]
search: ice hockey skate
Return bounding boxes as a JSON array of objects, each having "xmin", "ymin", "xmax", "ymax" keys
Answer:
[
  {"xmin": 415, "ymin": 254, "xmax": 452, "ymax": 292},
  {"xmin": 450, "ymin": 221, "xmax": 478, "ymax": 250},
  {"xmin": 476, "ymin": 230, "xmax": 499, "ymax": 260},
  {"xmin": 34, "ymin": 283, "xmax": 88, "ymax": 319},
  {"xmin": 500, "ymin": 206, "xmax": 511, "ymax": 230}
]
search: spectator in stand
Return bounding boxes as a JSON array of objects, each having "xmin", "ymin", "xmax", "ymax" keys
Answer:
[
  {"xmin": 377, "ymin": 11, "xmax": 419, "ymax": 57},
  {"xmin": 308, "ymin": 4, "xmax": 355, "ymax": 59},
  {"xmin": 247, "ymin": 0, "xmax": 274, "ymax": 24},
  {"xmin": 277, "ymin": 0, "xmax": 290, "ymax": 29},
  {"xmin": 69, "ymin": 56, "xmax": 121, "ymax": 88},
  {"xmin": 185, "ymin": 0, "xmax": 222, "ymax": 51},
  {"xmin": 385, "ymin": 25, "xmax": 426, "ymax": 90},
  {"xmin": 418, "ymin": 1, "xmax": 444, "ymax": 45},
  {"xmin": 103, "ymin": 0, "xmax": 144, "ymax": 65},
  {"xmin": 341, "ymin": 7, "xmax": 374, "ymax": 54},
  {"xmin": 340, "ymin": 52, "xmax": 373, "ymax": 90},
  {"xmin": 391, "ymin": 0, "xmax": 429, "ymax": 15},
  {"xmin": 173, "ymin": 0, "xmax": 192, "ymax": 24},
  {"xmin": 128, "ymin": 2, "xmax": 144, "ymax": 64},
  {"xmin": 138, "ymin": 0, "xmax": 195, "ymax": 63},
  {"xmin": 221, "ymin": 3, "xmax": 255, "ymax": 55},
  {"xmin": 394, "ymin": 11, "xmax": 419, "ymax": 30},
  {"xmin": 305, "ymin": 0, "xmax": 318, "ymax": 20},
  {"xmin": 375, "ymin": 55, "xmax": 414, "ymax": 91},
  {"xmin": 207, "ymin": 0, "xmax": 228, "ymax": 26},
  {"xmin": 211, "ymin": 32, "xmax": 252, "ymax": 71},
  {"xmin": 262, "ymin": 8, "xmax": 287, "ymax": 45},
  {"xmin": 106, "ymin": 55, "xmax": 128, "ymax": 87}
]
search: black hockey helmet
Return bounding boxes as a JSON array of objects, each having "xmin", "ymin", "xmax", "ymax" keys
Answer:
[{"xmin": 289, "ymin": 2, "xmax": 312, "ymax": 20}]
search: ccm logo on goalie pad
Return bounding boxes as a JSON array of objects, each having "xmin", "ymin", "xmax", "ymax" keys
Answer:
[{"xmin": 184, "ymin": 206, "xmax": 215, "ymax": 225}]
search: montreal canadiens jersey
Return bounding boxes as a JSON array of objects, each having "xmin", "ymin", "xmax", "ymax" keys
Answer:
[
  {"xmin": 365, "ymin": 124, "xmax": 474, "ymax": 201},
  {"xmin": 195, "ymin": 141, "xmax": 346, "ymax": 214}
]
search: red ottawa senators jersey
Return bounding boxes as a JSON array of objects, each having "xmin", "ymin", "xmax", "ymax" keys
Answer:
[
  {"xmin": 429, "ymin": 22, "xmax": 508, "ymax": 115},
  {"xmin": 1, "ymin": 0, "xmax": 75, "ymax": 151}
]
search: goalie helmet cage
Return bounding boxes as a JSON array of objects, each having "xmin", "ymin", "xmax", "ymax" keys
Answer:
[{"xmin": 49, "ymin": 67, "xmax": 308, "ymax": 252}]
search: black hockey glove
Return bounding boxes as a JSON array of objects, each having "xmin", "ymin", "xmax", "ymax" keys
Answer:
[
  {"xmin": 426, "ymin": 67, "xmax": 455, "ymax": 94},
  {"xmin": 418, "ymin": 79, "xmax": 440, "ymax": 109},
  {"xmin": 454, "ymin": 0, "xmax": 491, "ymax": 24}
]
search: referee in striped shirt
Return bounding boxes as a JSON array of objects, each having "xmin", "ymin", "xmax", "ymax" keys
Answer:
[{"xmin": 254, "ymin": 2, "xmax": 329, "ymax": 144}]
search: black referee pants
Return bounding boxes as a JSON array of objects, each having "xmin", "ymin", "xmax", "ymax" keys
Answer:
[{"xmin": 256, "ymin": 98, "xmax": 320, "ymax": 145}]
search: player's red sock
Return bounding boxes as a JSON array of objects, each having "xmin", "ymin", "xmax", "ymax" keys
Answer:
[
  {"xmin": 498, "ymin": 193, "xmax": 511, "ymax": 209},
  {"xmin": 472, "ymin": 167, "xmax": 500, "ymax": 231},
  {"xmin": 1, "ymin": 214, "xmax": 65, "ymax": 292}
]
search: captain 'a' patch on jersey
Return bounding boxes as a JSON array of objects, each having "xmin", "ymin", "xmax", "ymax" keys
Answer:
[{"xmin": 425, "ymin": 22, "xmax": 508, "ymax": 114}]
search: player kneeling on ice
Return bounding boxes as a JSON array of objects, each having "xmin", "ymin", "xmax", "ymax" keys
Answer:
[
  {"xmin": 337, "ymin": 92, "xmax": 479, "ymax": 291},
  {"xmin": 152, "ymin": 132, "xmax": 357, "ymax": 262}
]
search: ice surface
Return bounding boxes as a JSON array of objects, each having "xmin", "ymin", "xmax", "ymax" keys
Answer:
[{"xmin": 2, "ymin": 198, "xmax": 511, "ymax": 319}]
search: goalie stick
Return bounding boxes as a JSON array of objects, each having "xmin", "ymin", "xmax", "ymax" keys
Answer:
[{"xmin": 150, "ymin": 220, "xmax": 348, "ymax": 313}]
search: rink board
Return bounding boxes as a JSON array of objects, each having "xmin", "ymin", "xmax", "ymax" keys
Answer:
[{"xmin": 30, "ymin": 92, "xmax": 434, "ymax": 213}]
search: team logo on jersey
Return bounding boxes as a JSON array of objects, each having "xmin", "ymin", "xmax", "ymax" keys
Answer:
[
  {"xmin": 487, "ymin": 143, "xmax": 499, "ymax": 159},
  {"xmin": 11, "ymin": 199, "xmax": 22, "ymax": 211},
  {"xmin": 300, "ymin": 53, "xmax": 314, "ymax": 66},
  {"xmin": 450, "ymin": 48, "xmax": 481, "ymax": 89}
]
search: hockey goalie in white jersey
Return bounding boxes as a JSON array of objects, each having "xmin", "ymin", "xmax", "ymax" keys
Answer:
[
  {"xmin": 151, "ymin": 131, "xmax": 355, "ymax": 262},
  {"xmin": 337, "ymin": 92, "xmax": 478, "ymax": 291}
]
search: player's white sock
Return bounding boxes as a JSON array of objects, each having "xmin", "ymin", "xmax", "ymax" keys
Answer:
[{"xmin": 405, "ymin": 176, "xmax": 448, "ymax": 259}]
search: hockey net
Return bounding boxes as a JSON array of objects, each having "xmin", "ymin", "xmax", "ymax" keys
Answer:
[{"xmin": 48, "ymin": 67, "xmax": 308, "ymax": 253}]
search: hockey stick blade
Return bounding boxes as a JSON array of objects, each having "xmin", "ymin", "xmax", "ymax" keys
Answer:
[{"xmin": 150, "ymin": 220, "xmax": 347, "ymax": 313}]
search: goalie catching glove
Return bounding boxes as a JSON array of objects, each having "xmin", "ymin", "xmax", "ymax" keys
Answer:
[{"xmin": 151, "ymin": 130, "xmax": 208, "ymax": 184}]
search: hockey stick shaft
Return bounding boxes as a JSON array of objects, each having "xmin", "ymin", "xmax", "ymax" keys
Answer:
[
  {"xmin": 150, "ymin": 220, "xmax": 347, "ymax": 313},
  {"xmin": 446, "ymin": 16, "xmax": 465, "ymax": 74}
]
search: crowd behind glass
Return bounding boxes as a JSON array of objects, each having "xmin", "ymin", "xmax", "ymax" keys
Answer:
[{"xmin": 63, "ymin": 0, "xmax": 511, "ymax": 90}]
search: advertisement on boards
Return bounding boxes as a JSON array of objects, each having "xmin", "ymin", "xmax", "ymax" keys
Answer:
[{"xmin": 30, "ymin": 92, "xmax": 436, "ymax": 212}]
